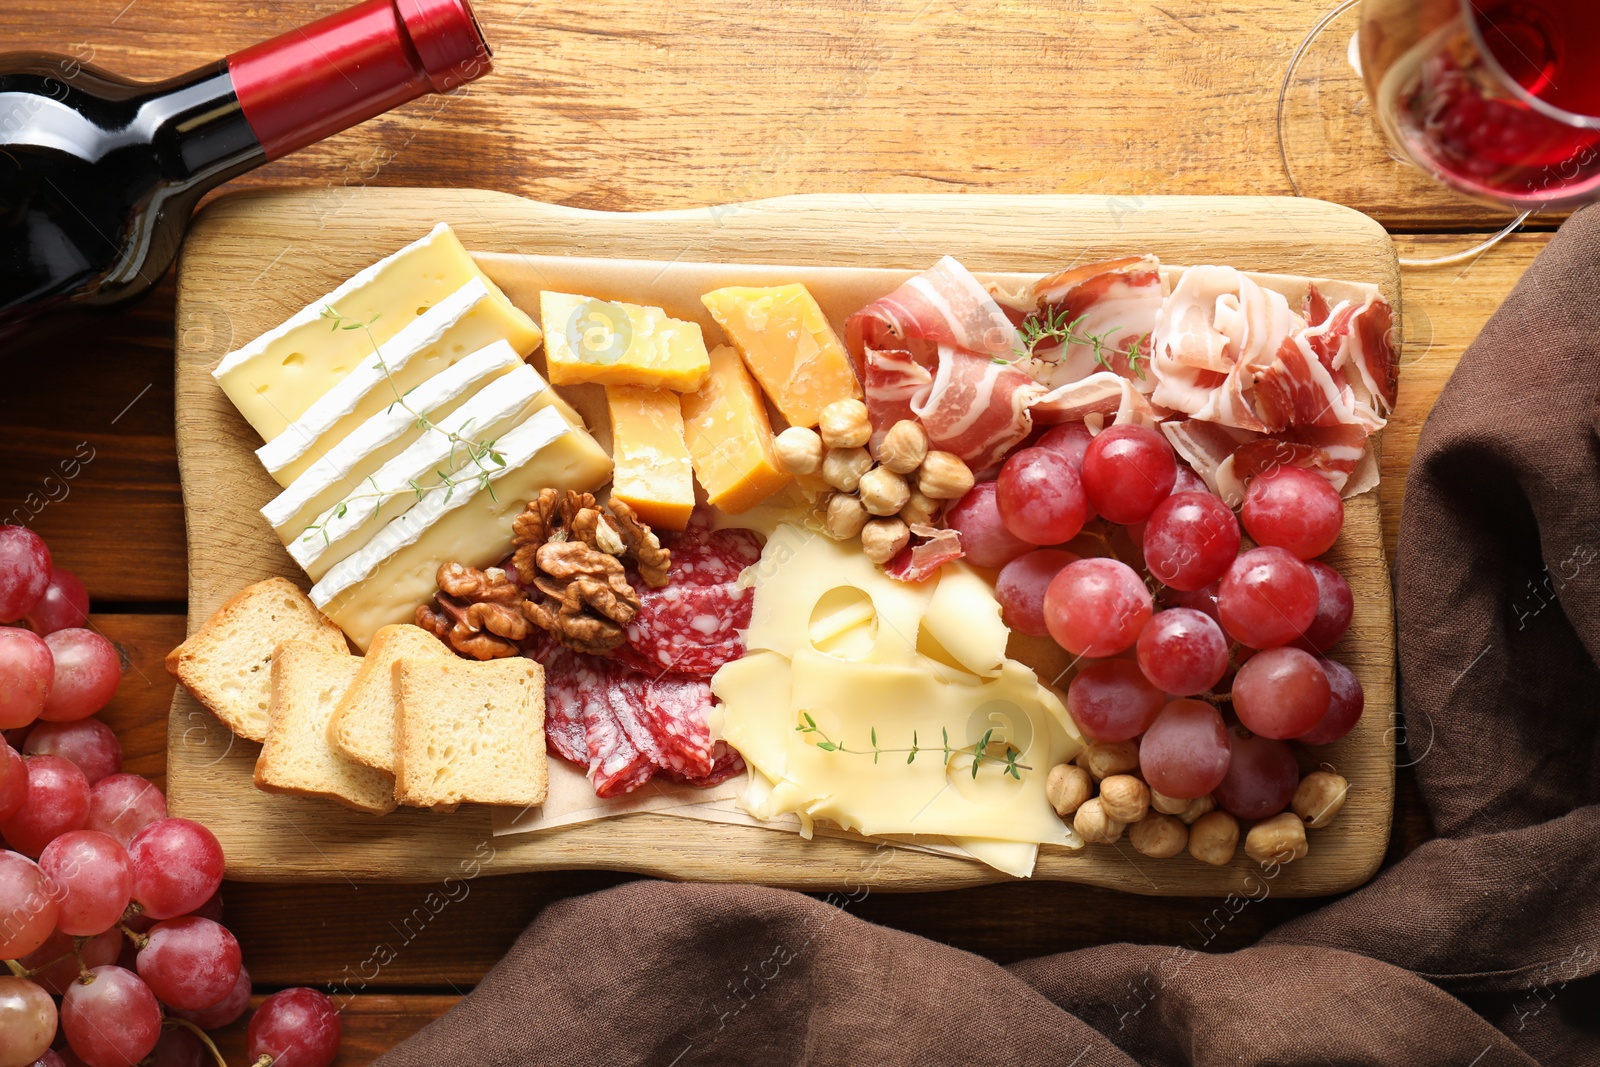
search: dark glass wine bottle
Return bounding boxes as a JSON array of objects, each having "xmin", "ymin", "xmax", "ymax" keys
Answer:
[{"xmin": 0, "ymin": 0, "xmax": 492, "ymax": 345}]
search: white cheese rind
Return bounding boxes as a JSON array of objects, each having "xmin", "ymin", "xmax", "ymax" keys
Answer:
[
  {"xmin": 311, "ymin": 406, "xmax": 612, "ymax": 651},
  {"xmin": 255, "ymin": 278, "xmax": 543, "ymax": 487},
  {"xmin": 260, "ymin": 341, "xmax": 525, "ymax": 545},
  {"xmin": 214, "ymin": 224, "xmax": 500, "ymax": 442},
  {"xmin": 290, "ymin": 362, "xmax": 550, "ymax": 581}
]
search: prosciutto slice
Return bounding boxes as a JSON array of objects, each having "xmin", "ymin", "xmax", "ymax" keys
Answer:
[
  {"xmin": 1019, "ymin": 256, "xmax": 1165, "ymax": 392},
  {"xmin": 1033, "ymin": 370, "xmax": 1167, "ymax": 430},
  {"xmin": 910, "ymin": 345, "xmax": 1043, "ymax": 469},
  {"xmin": 846, "ymin": 255, "xmax": 1021, "ymax": 364}
]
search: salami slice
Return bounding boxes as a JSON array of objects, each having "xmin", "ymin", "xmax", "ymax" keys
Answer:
[
  {"xmin": 662, "ymin": 742, "xmax": 746, "ymax": 787},
  {"xmin": 537, "ymin": 648, "xmax": 593, "ymax": 766},
  {"xmin": 639, "ymin": 674, "xmax": 716, "ymax": 779},
  {"xmin": 623, "ymin": 526, "xmax": 762, "ymax": 676}
]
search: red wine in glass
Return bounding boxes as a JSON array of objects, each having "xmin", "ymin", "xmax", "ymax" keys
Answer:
[{"xmin": 1363, "ymin": 0, "xmax": 1600, "ymax": 209}]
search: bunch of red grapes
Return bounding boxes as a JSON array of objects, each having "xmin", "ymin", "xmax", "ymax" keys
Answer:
[
  {"xmin": 0, "ymin": 528, "xmax": 340, "ymax": 1067},
  {"xmin": 951, "ymin": 422, "xmax": 1362, "ymax": 823}
]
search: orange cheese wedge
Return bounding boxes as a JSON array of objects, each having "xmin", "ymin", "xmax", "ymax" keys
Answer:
[
  {"xmin": 701, "ymin": 284, "xmax": 862, "ymax": 428},
  {"xmin": 681, "ymin": 344, "xmax": 793, "ymax": 514},
  {"xmin": 606, "ymin": 385, "xmax": 696, "ymax": 532}
]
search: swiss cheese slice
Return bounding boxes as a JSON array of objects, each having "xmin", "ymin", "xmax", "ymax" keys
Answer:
[
  {"xmin": 605, "ymin": 385, "xmax": 695, "ymax": 532},
  {"xmin": 311, "ymin": 405, "xmax": 612, "ymax": 651},
  {"xmin": 680, "ymin": 344, "xmax": 792, "ymax": 514},
  {"xmin": 540, "ymin": 292, "xmax": 710, "ymax": 391},
  {"xmin": 701, "ymin": 284, "xmax": 862, "ymax": 428},
  {"xmin": 260, "ymin": 341, "xmax": 525, "ymax": 546},
  {"xmin": 256, "ymin": 277, "xmax": 543, "ymax": 487},
  {"xmin": 214, "ymin": 224, "xmax": 498, "ymax": 443}
]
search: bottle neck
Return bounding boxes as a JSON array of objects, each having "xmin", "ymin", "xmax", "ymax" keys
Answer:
[
  {"xmin": 226, "ymin": 0, "xmax": 491, "ymax": 161},
  {"xmin": 147, "ymin": 60, "xmax": 264, "ymax": 186}
]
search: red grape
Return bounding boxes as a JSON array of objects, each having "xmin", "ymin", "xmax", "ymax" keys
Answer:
[
  {"xmin": 84, "ymin": 775, "xmax": 167, "ymax": 848},
  {"xmin": 1171, "ymin": 464, "xmax": 1209, "ymax": 496},
  {"xmin": 0, "ymin": 630, "xmax": 54, "ymax": 731},
  {"xmin": 60, "ymin": 966, "xmax": 160, "ymax": 1067},
  {"xmin": 1241, "ymin": 466, "xmax": 1344, "ymax": 560},
  {"xmin": 1136, "ymin": 608, "xmax": 1229, "ymax": 696},
  {"xmin": 1035, "ymin": 421, "xmax": 1094, "ymax": 467},
  {"xmin": 169, "ymin": 962, "xmax": 250, "ymax": 1030},
  {"xmin": 1213, "ymin": 727, "xmax": 1300, "ymax": 819},
  {"xmin": 40, "ymin": 631, "xmax": 121, "ymax": 723},
  {"xmin": 0, "ymin": 851, "xmax": 59, "ymax": 959},
  {"xmin": 1066, "ymin": 660, "xmax": 1164, "ymax": 742},
  {"xmin": 127, "ymin": 818, "xmax": 224, "ymax": 920},
  {"xmin": 0, "ymin": 976, "xmax": 56, "ymax": 1067},
  {"xmin": 37, "ymin": 831, "xmax": 132, "ymax": 937},
  {"xmin": 1080, "ymin": 424, "xmax": 1177, "ymax": 524},
  {"xmin": 188, "ymin": 888, "xmax": 224, "ymax": 924},
  {"xmin": 0, "ymin": 527, "xmax": 51, "ymax": 624},
  {"xmin": 23, "ymin": 721, "xmax": 121, "ymax": 786},
  {"xmin": 1294, "ymin": 560, "xmax": 1354, "ymax": 653},
  {"xmin": 1138, "ymin": 699, "xmax": 1231, "ymax": 799},
  {"xmin": 1232, "ymin": 647, "xmax": 1330, "ymax": 740},
  {"xmin": 995, "ymin": 549, "xmax": 1078, "ymax": 637},
  {"xmin": 1143, "ymin": 491, "xmax": 1240, "ymax": 592},
  {"xmin": 1044, "ymin": 558, "xmax": 1152, "ymax": 657},
  {"xmin": 31, "ymin": 1052, "xmax": 67, "ymax": 1067},
  {"xmin": 151, "ymin": 1029, "xmax": 206, "ymax": 1067},
  {"xmin": 20, "ymin": 928, "xmax": 121, "ymax": 996},
  {"xmin": 135, "ymin": 916, "xmax": 241, "ymax": 1011},
  {"xmin": 1217, "ymin": 547, "xmax": 1318, "ymax": 649},
  {"xmin": 943, "ymin": 481, "xmax": 1031, "ymax": 569},
  {"xmin": 248, "ymin": 988, "xmax": 342, "ymax": 1067},
  {"xmin": 1165, "ymin": 582, "xmax": 1221, "ymax": 624},
  {"xmin": 24, "ymin": 568, "xmax": 89, "ymax": 638},
  {"xmin": 1299, "ymin": 657, "xmax": 1365, "ymax": 745},
  {"xmin": 0, "ymin": 745, "xmax": 26, "ymax": 821},
  {"xmin": 1, "ymin": 755, "xmax": 91, "ymax": 857},
  {"xmin": 996, "ymin": 448, "xmax": 1088, "ymax": 545}
]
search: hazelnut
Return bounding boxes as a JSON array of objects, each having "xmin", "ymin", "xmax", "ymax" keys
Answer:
[
  {"xmin": 1150, "ymin": 789, "xmax": 1189, "ymax": 816},
  {"xmin": 1075, "ymin": 740, "xmax": 1139, "ymax": 780},
  {"xmin": 899, "ymin": 489, "xmax": 941, "ymax": 527},
  {"xmin": 916, "ymin": 451, "xmax": 976, "ymax": 500},
  {"xmin": 822, "ymin": 493, "xmax": 869, "ymax": 541},
  {"xmin": 1129, "ymin": 813, "xmax": 1188, "ymax": 859},
  {"xmin": 1245, "ymin": 812, "xmax": 1309, "ymax": 866},
  {"xmin": 822, "ymin": 447, "xmax": 873, "ymax": 493},
  {"xmin": 818, "ymin": 399, "xmax": 872, "ymax": 450},
  {"xmin": 860, "ymin": 517, "xmax": 910, "ymax": 565},
  {"xmin": 774, "ymin": 426, "xmax": 824, "ymax": 475},
  {"xmin": 1073, "ymin": 797, "xmax": 1125, "ymax": 844},
  {"xmin": 1292, "ymin": 771, "xmax": 1349, "ymax": 829},
  {"xmin": 858, "ymin": 466, "xmax": 911, "ymax": 517},
  {"xmin": 875, "ymin": 419, "xmax": 929, "ymax": 474},
  {"xmin": 1098, "ymin": 774, "xmax": 1150, "ymax": 823},
  {"xmin": 1046, "ymin": 763, "xmax": 1093, "ymax": 817},
  {"xmin": 1187, "ymin": 811, "xmax": 1239, "ymax": 866},
  {"xmin": 1178, "ymin": 794, "xmax": 1216, "ymax": 825}
]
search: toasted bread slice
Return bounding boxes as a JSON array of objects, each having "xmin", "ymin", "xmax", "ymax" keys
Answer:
[
  {"xmin": 395, "ymin": 657, "xmax": 548, "ymax": 812},
  {"xmin": 329, "ymin": 624, "xmax": 453, "ymax": 773},
  {"xmin": 166, "ymin": 577, "xmax": 348, "ymax": 743},
  {"xmin": 255, "ymin": 641, "xmax": 396, "ymax": 815}
]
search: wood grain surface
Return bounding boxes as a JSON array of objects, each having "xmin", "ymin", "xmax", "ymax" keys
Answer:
[{"xmin": 0, "ymin": 0, "xmax": 1557, "ymax": 1059}]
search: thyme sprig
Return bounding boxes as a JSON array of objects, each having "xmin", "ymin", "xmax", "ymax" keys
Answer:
[
  {"xmin": 794, "ymin": 713, "xmax": 1029, "ymax": 781},
  {"xmin": 1007, "ymin": 305, "xmax": 1150, "ymax": 381},
  {"xmin": 299, "ymin": 308, "xmax": 508, "ymax": 546}
]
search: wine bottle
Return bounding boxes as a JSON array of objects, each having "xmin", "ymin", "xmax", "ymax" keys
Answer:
[{"xmin": 0, "ymin": 0, "xmax": 492, "ymax": 345}]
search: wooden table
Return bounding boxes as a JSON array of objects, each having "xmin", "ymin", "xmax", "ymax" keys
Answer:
[{"xmin": 0, "ymin": 0, "xmax": 1550, "ymax": 1059}]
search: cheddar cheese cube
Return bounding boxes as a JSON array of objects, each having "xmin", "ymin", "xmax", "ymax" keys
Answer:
[
  {"xmin": 606, "ymin": 385, "xmax": 696, "ymax": 532},
  {"xmin": 541, "ymin": 292, "xmax": 710, "ymax": 392},
  {"xmin": 701, "ymin": 284, "xmax": 862, "ymax": 428},
  {"xmin": 681, "ymin": 345, "xmax": 792, "ymax": 514}
]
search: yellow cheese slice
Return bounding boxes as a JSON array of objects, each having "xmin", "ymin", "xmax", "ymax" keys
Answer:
[
  {"xmin": 541, "ymin": 292, "xmax": 710, "ymax": 391},
  {"xmin": 680, "ymin": 344, "xmax": 792, "ymax": 514},
  {"xmin": 605, "ymin": 385, "xmax": 696, "ymax": 532},
  {"xmin": 214, "ymin": 224, "xmax": 502, "ymax": 443},
  {"xmin": 701, "ymin": 284, "xmax": 862, "ymax": 428}
]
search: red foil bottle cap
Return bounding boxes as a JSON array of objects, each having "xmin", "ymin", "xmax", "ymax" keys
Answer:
[{"xmin": 229, "ymin": 0, "xmax": 493, "ymax": 161}]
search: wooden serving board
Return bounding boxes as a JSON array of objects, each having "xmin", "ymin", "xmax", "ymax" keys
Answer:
[{"xmin": 170, "ymin": 187, "xmax": 1397, "ymax": 894}]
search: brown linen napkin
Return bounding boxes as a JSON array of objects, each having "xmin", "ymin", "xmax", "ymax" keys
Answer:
[{"xmin": 379, "ymin": 208, "xmax": 1600, "ymax": 1067}]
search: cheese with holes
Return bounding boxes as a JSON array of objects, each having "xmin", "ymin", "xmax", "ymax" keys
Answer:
[
  {"xmin": 540, "ymin": 292, "xmax": 710, "ymax": 391},
  {"xmin": 680, "ymin": 344, "xmax": 792, "ymax": 514},
  {"xmin": 260, "ymin": 342, "xmax": 525, "ymax": 546},
  {"xmin": 257, "ymin": 278, "xmax": 542, "ymax": 487},
  {"xmin": 292, "ymin": 363, "xmax": 552, "ymax": 580},
  {"xmin": 605, "ymin": 385, "xmax": 695, "ymax": 532},
  {"xmin": 712, "ymin": 523, "xmax": 1084, "ymax": 873},
  {"xmin": 701, "ymin": 284, "xmax": 861, "ymax": 428},
  {"xmin": 214, "ymin": 224, "xmax": 501, "ymax": 443},
  {"xmin": 311, "ymin": 405, "xmax": 612, "ymax": 651}
]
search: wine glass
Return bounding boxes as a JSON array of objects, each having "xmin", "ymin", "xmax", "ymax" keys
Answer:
[{"xmin": 1278, "ymin": 0, "xmax": 1600, "ymax": 266}]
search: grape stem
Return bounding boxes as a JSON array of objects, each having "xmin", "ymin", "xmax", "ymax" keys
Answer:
[
  {"xmin": 3, "ymin": 958, "xmax": 24, "ymax": 978},
  {"xmin": 253, "ymin": 1057, "xmax": 275, "ymax": 1067},
  {"xmin": 165, "ymin": 1018, "xmax": 231, "ymax": 1067},
  {"xmin": 119, "ymin": 922, "xmax": 149, "ymax": 949}
]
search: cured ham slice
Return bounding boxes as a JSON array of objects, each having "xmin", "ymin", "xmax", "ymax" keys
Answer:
[
  {"xmin": 1033, "ymin": 370, "xmax": 1167, "ymax": 430},
  {"xmin": 1163, "ymin": 417, "xmax": 1371, "ymax": 504},
  {"xmin": 846, "ymin": 255, "xmax": 1021, "ymax": 364},
  {"xmin": 1253, "ymin": 334, "xmax": 1361, "ymax": 432},
  {"xmin": 1018, "ymin": 256, "xmax": 1165, "ymax": 392},
  {"xmin": 910, "ymin": 345, "xmax": 1043, "ymax": 469},
  {"xmin": 861, "ymin": 347, "xmax": 932, "ymax": 452},
  {"xmin": 885, "ymin": 526, "xmax": 964, "ymax": 583}
]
